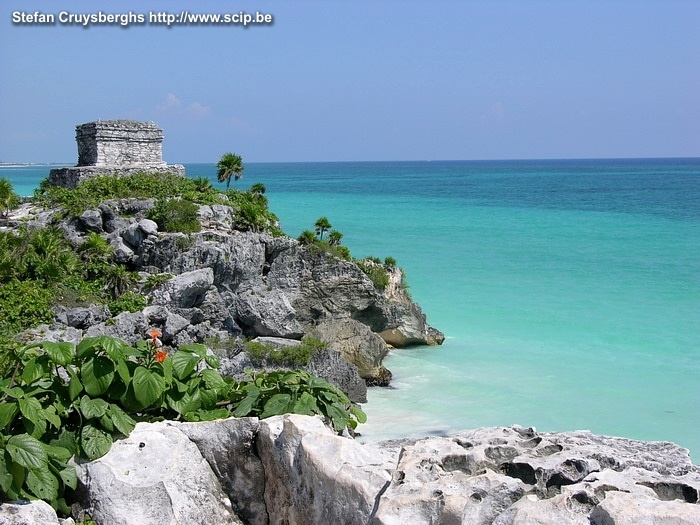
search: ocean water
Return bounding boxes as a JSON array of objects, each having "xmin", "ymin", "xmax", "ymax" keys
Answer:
[{"xmin": 3, "ymin": 159, "xmax": 699, "ymax": 459}]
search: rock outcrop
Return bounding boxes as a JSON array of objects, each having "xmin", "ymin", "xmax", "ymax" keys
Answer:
[
  {"xmin": 13, "ymin": 195, "xmax": 443, "ymax": 394},
  {"xmin": 3, "ymin": 415, "xmax": 698, "ymax": 525}
]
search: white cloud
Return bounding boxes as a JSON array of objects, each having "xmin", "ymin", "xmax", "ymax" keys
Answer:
[
  {"xmin": 186, "ymin": 102, "xmax": 211, "ymax": 119},
  {"xmin": 156, "ymin": 93, "xmax": 211, "ymax": 120},
  {"xmin": 157, "ymin": 93, "xmax": 182, "ymax": 112}
]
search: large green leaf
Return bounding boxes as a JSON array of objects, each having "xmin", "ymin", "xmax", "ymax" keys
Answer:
[
  {"xmin": 68, "ymin": 370, "xmax": 83, "ymax": 401},
  {"xmin": 81, "ymin": 356, "xmax": 115, "ymax": 396},
  {"xmin": 43, "ymin": 341, "xmax": 75, "ymax": 366},
  {"xmin": 292, "ymin": 392, "xmax": 319, "ymax": 416},
  {"xmin": 76, "ymin": 336, "xmax": 101, "ymax": 358},
  {"xmin": 201, "ymin": 369, "xmax": 227, "ymax": 389},
  {"xmin": 51, "ymin": 429, "xmax": 78, "ymax": 457},
  {"xmin": 79, "ymin": 396, "xmax": 109, "ymax": 419},
  {"xmin": 231, "ymin": 392, "xmax": 258, "ymax": 417},
  {"xmin": 178, "ymin": 343, "xmax": 207, "ymax": 358},
  {"xmin": 0, "ymin": 402, "xmax": 18, "ymax": 430},
  {"xmin": 107, "ymin": 404, "xmax": 136, "ymax": 436},
  {"xmin": 350, "ymin": 405, "xmax": 367, "ymax": 424},
  {"xmin": 6, "ymin": 434, "xmax": 48, "ymax": 469},
  {"xmin": 132, "ymin": 367, "xmax": 165, "ymax": 408},
  {"xmin": 172, "ymin": 350, "xmax": 200, "ymax": 380},
  {"xmin": 80, "ymin": 424, "xmax": 113, "ymax": 461},
  {"xmin": 18, "ymin": 397, "xmax": 43, "ymax": 428},
  {"xmin": 21, "ymin": 358, "xmax": 48, "ymax": 385},
  {"xmin": 260, "ymin": 393, "xmax": 293, "ymax": 419},
  {"xmin": 0, "ymin": 452, "xmax": 15, "ymax": 495},
  {"xmin": 57, "ymin": 464, "xmax": 77, "ymax": 490},
  {"xmin": 204, "ymin": 355, "xmax": 220, "ymax": 369},
  {"xmin": 77, "ymin": 335, "xmax": 127, "ymax": 361},
  {"xmin": 325, "ymin": 403, "xmax": 350, "ymax": 432},
  {"xmin": 26, "ymin": 466, "xmax": 59, "ymax": 502},
  {"xmin": 43, "ymin": 405, "xmax": 62, "ymax": 430},
  {"xmin": 166, "ymin": 389, "xmax": 201, "ymax": 415},
  {"xmin": 115, "ymin": 358, "xmax": 132, "ymax": 384},
  {"xmin": 41, "ymin": 442, "xmax": 72, "ymax": 462}
]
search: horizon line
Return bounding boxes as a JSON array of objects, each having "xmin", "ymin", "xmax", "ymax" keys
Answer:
[{"xmin": 3, "ymin": 155, "xmax": 700, "ymax": 167}]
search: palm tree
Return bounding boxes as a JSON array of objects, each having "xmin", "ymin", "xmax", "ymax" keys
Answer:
[
  {"xmin": 249, "ymin": 183, "xmax": 266, "ymax": 195},
  {"xmin": 192, "ymin": 176, "xmax": 214, "ymax": 193},
  {"xmin": 216, "ymin": 153, "xmax": 244, "ymax": 190},
  {"xmin": 327, "ymin": 230, "xmax": 343, "ymax": 246},
  {"xmin": 0, "ymin": 178, "xmax": 20, "ymax": 218},
  {"xmin": 314, "ymin": 217, "xmax": 332, "ymax": 240},
  {"xmin": 297, "ymin": 230, "xmax": 316, "ymax": 245}
]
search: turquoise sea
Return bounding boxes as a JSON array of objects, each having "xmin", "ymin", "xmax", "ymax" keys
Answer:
[{"xmin": 3, "ymin": 159, "xmax": 699, "ymax": 459}]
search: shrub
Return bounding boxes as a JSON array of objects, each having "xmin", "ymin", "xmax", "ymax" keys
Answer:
[
  {"xmin": 245, "ymin": 336, "xmax": 327, "ymax": 367},
  {"xmin": 144, "ymin": 273, "xmax": 173, "ymax": 289},
  {"xmin": 356, "ymin": 259, "xmax": 390, "ymax": 289},
  {"xmin": 0, "ymin": 178, "xmax": 21, "ymax": 218},
  {"xmin": 35, "ymin": 172, "xmax": 219, "ymax": 216},
  {"xmin": 0, "ymin": 333, "xmax": 228, "ymax": 511},
  {"xmin": 229, "ymin": 369, "xmax": 366, "ymax": 432},
  {"xmin": 107, "ymin": 291, "xmax": 147, "ymax": 316},
  {"xmin": 147, "ymin": 198, "xmax": 201, "ymax": 233}
]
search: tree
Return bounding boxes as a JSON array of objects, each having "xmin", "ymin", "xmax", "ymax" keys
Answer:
[
  {"xmin": 0, "ymin": 178, "xmax": 20, "ymax": 218},
  {"xmin": 314, "ymin": 217, "xmax": 332, "ymax": 240},
  {"xmin": 297, "ymin": 230, "xmax": 316, "ymax": 245},
  {"xmin": 327, "ymin": 230, "xmax": 343, "ymax": 246},
  {"xmin": 249, "ymin": 182, "xmax": 266, "ymax": 195},
  {"xmin": 216, "ymin": 153, "xmax": 244, "ymax": 190}
]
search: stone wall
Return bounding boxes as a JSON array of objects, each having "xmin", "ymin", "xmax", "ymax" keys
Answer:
[
  {"xmin": 76, "ymin": 120, "xmax": 165, "ymax": 167},
  {"xmin": 48, "ymin": 120, "xmax": 185, "ymax": 189}
]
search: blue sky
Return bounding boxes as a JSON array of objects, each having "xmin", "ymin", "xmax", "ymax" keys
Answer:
[{"xmin": 1, "ymin": 0, "xmax": 698, "ymax": 163}]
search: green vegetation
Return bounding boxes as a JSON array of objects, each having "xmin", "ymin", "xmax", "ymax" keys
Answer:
[
  {"xmin": 245, "ymin": 336, "xmax": 327, "ymax": 367},
  {"xmin": 230, "ymin": 369, "xmax": 366, "ymax": 433},
  {"xmin": 35, "ymin": 172, "xmax": 218, "ymax": 216},
  {"xmin": 216, "ymin": 152, "xmax": 244, "ymax": 190},
  {"xmin": 0, "ymin": 226, "xmax": 141, "ymax": 376},
  {"xmin": 0, "ymin": 178, "xmax": 21, "ymax": 218},
  {"xmin": 147, "ymin": 198, "xmax": 202, "ymax": 233},
  {"xmin": 144, "ymin": 273, "xmax": 174, "ymax": 289},
  {"xmin": 355, "ymin": 259, "xmax": 390, "ymax": 289},
  {"xmin": 314, "ymin": 216, "xmax": 332, "ymax": 240},
  {"xmin": 0, "ymin": 334, "xmax": 366, "ymax": 511}
]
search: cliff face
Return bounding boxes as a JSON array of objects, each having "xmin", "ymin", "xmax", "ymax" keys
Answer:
[{"xmin": 17, "ymin": 197, "xmax": 443, "ymax": 399}]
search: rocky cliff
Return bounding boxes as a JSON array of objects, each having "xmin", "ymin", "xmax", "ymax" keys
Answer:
[
  {"xmin": 2, "ymin": 415, "xmax": 698, "ymax": 524},
  {"xmin": 15, "ymin": 196, "xmax": 443, "ymax": 401}
]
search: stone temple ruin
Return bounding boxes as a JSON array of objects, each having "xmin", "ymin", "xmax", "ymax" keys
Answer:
[{"xmin": 48, "ymin": 120, "xmax": 185, "ymax": 188}]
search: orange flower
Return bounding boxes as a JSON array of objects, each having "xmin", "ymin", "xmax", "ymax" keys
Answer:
[
  {"xmin": 154, "ymin": 349, "xmax": 168, "ymax": 363},
  {"xmin": 148, "ymin": 329, "xmax": 162, "ymax": 339}
]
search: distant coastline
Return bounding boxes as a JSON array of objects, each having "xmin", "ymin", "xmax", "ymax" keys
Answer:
[{"xmin": 0, "ymin": 162, "xmax": 69, "ymax": 168}]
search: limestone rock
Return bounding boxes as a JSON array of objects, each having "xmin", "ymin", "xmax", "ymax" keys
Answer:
[
  {"xmin": 235, "ymin": 285, "xmax": 304, "ymax": 338},
  {"xmin": 85, "ymin": 311, "xmax": 148, "ymax": 346},
  {"xmin": 175, "ymin": 418, "xmax": 266, "ymax": 525},
  {"xmin": 74, "ymin": 421, "xmax": 241, "ymax": 525},
  {"xmin": 55, "ymin": 305, "xmax": 110, "ymax": 329},
  {"xmin": 78, "ymin": 208, "xmax": 103, "ymax": 232},
  {"xmin": 309, "ymin": 318, "xmax": 390, "ymax": 382},
  {"xmin": 0, "ymin": 499, "xmax": 61, "ymax": 525},
  {"xmin": 256, "ymin": 414, "xmax": 393, "ymax": 525},
  {"xmin": 147, "ymin": 268, "xmax": 214, "ymax": 308},
  {"xmin": 589, "ymin": 491, "xmax": 700, "ymax": 525}
]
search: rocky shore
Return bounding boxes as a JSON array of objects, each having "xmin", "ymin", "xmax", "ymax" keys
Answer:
[
  {"xmin": 8, "ymin": 196, "xmax": 443, "ymax": 401},
  {"xmin": 2, "ymin": 193, "xmax": 698, "ymax": 524},
  {"xmin": 2, "ymin": 414, "xmax": 699, "ymax": 524}
]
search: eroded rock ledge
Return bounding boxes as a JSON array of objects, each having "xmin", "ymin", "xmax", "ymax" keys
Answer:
[
  {"xmin": 16, "ymin": 197, "xmax": 444, "ymax": 397},
  {"xmin": 2, "ymin": 415, "xmax": 698, "ymax": 525}
]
